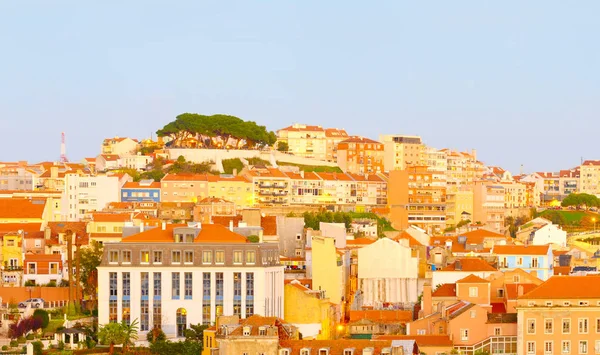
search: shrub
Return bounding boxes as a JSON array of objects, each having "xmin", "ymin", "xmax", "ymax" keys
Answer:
[
  {"xmin": 146, "ymin": 327, "xmax": 166, "ymax": 343},
  {"xmin": 26, "ymin": 334, "xmax": 34, "ymax": 340},
  {"xmin": 33, "ymin": 309, "xmax": 50, "ymax": 329},
  {"xmin": 9, "ymin": 317, "xmax": 43, "ymax": 339},
  {"xmin": 57, "ymin": 341, "xmax": 65, "ymax": 350},
  {"xmin": 17, "ymin": 336, "xmax": 26, "ymax": 344},
  {"xmin": 1, "ymin": 345, "xmax": 7, "ymax": 350},
  {"xmin": 32, "ymin": 341, "xmax": 43, "ymax": 355},
  {"xmin": 9, "ymin": 340, "xmax": 18, "ymax": 348},
  {"xmin": 45, "ymin": 280, "xmax": 57, "ymax": 287}
]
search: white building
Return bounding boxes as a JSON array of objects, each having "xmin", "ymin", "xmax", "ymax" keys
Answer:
[
  {"xmin": 357, "ymin": 238, "xmax": 419, "ymax": 305},
  {"xmin": 97, "ymin": 223, "xmax": 284, "ymax": 338},
  {"xmin": 102, "ymin": 137, "xmax": 139, "ymax": 156},
  {"xmin": 62, "ymin": 173, "xmax": 129, "ymax": 221},
  {"xmin": 530, "ymin": 223, "xmax": 567, "ymax": 247},
  {"xmin": 121, "ymin": 154, "xmax": 153, "ymax": 171}
]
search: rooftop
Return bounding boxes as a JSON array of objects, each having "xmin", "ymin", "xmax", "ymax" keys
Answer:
[
  {"xmin": 492, "ymin": 245, "xmax": 550, "ymax": 256},
  {"xmin": 518, "ymin": 275, "xmax": 600, "ymax": 300}
]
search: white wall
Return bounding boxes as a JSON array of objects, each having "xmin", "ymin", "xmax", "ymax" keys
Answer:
[
  {"xmin": 62, "ymin": 174, "xmax": 123, "ymax": 221},
  {"xmin": 166, "ymin": 149, "xmax": 339, "ymax": 167},
  {"xmin": 320, "ymin": 222, "xmax": 347, "ymax": 249},
  {"xmin": 358, "ymin": 238, "xmax": 418, "ymax": 279},
  {"xmin": 532, "ymin": 224, "xmax": 567, "ymax": 247}
]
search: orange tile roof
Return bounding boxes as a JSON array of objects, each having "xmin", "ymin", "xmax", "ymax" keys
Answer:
[
  {"xmin": 0, "ymin": 223, "xmax": 43, "ymax": 238},
  {"xmin": 161, "ymin": 173, "xmax": 210, "ymax": 181},
  {"xmin": 229, "ymin": 315, "xmax": 289, "ymax": 337},
  {"xmin": 372, "ymin": 335, "xmax": 452, "ymax": 346},
  {"xmin": 518, "ymin": 275, "xmax": 600, "ymax": 299},
  {"xmin": 349, "ymin": 310, "xmax": 412, "ymax": 323},
  {"xmin": 492, "ymin": 245, "xmax": 550, "ymax": 256},
  {"xmin": 505, "ymin": 284, "xmax": 538, "ymax": 300},
  {"xmin": 122, "ymin": 181, "xmax": 161, "ymax": 189},
  {"xmin": 554, "ymin": 266, "xmax": 571, "ymax": 275},
  {"xmin": 100, "ymin": 154, "xmax": 120, "ymax": 161},
  {"xmin": 456, "ymin": 274, "xmax": 490, "ymax": 283},
  {"xmin": 393, "ymin": 231, "xmax": 423, "ymax": 247},
  {"xmin": 339, "ymin": 136, "xmax": 383, "ymax": 145},
  {"xmin": 212, "ymin": 215, "xmax": 243, "ymax": 228},
  {"xmin": 460, "ymin": 228, "xmax": 505, "ymax": 239},
  {"xmin": 121, "ymin": 223, "xmax": 248, "ymax": 244},
  {"xmin": 346, "ymin": 238, "xmax": 377, "ymax": 246},
  {"xmin": 324, "ymin": 128, "xmax": 348, "ymax": 138},
  {"xmin": 107, "ymin": 202, "xmax": 135, "ymax": 210},
  {"xmin": 283, "ymin": 171, "xmax": 321, "ymax": 180},
  {"xmin": 92, "ymin": 213, "xmax": 131, "ymax": 223},
  {"xmin": 0, "ymin": 198, "xmax": 46, "ymax": 219},
  {"xmin": 197, "ymin": 197, "xmax": 233, "ymax": 204},
  {"xmin": 244, "ymin": 168, "xmax": 288, "ymax": 178},
  {"xmin": 314, "ymin": 172, "xmax": 354, "ymax": 181},
  {"xmin": 279, "ymin": 340, "xmax": 395, "ymax": 354},
  {"xmin": 432, "ymin": 284, "xmax": 456, "ymax": 297},
  {"xmin": 278, "ymin": 124, "xmax": 324, "ymax": 132},
  {"xmin": 439, "ymin": 258, "xmax": 497, "ymax": 272}
]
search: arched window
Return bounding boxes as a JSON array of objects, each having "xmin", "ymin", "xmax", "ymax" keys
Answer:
[{"xmin": 176, "ymin": 308, "xmax": 187, "ymax": 337}]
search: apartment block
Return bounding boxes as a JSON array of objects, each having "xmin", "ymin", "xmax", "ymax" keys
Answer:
[
  {"xmin": 380, "ymin": 134, "xmax": 425, "ymax": 172},
  {"xmin": 276, "ymin": 124, "xmax": 328, "ymax": 160},
  {"xmin": 101, "ymin": 137, "xmax": 139, "ymax": 155},
  {"xmin": 473, "ymin": 181, "xmax": 505, "ymax": 233},
  {"xmin": 325, "ymin": 128, "xmax": 349, "ymax": 162},
  {"xmin": 336, "ymin": 136, "xmax": 384, "ymax": 174},
  {"xmin": 62, "ymin": 173, "xmax": 129, "ymax": 221}
]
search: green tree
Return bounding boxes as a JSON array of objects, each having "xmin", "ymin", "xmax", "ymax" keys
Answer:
[
  {"xmin": 79, "ymin": 241, "xmax": 103, "ymax": 308},
  {"xmin": 98, "ymin": 322, "xmax": 125, "ymax": 355},
  {"xmin": 122, "ymin": 319, "xmax": 139, "ymax": 353},
  {"xmin": 247, "ymin": 235, "xmax": 260, "ymax": 243},
  {"xmin": 562, "ymin": 193, "xmax": 600, "ymax": 209},
  {"xmin": 33, "ymin": 309, "xmax": 49, "ymax": 329},
  {"xmin": 277, "ymin": 141, "xmax": 289, "ymax": 152},
  {"xmin": 184, "ymin": 323, "xmax": 208, "ymax": 344}
]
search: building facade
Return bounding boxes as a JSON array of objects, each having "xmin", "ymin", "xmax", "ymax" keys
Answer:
[{"xmin": 336, "ymin": 136, "xmax": 385, "ymax": 174}]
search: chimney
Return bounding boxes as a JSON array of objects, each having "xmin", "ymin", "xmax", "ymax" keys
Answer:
[
  {"xmin": 140, "ymin": 222, "xmax": 144, "ymax": 233},
  {"xmin": 233, "ymin": 168, "xmax": 238, "ymax": 176},
  {"xmin": 455, "ymin": 260, "xmax": 462, "ymax": 271},
  {"xmin": 162, "ymin": 221, "xmax": 166, "ymax": 230},
  {"xmin": 517, "ymin": 285, "xmax": 524, "ymax": 297},
  {"xmin": 51, "ymin": 166, "xmax": 58, "ymax": 179},
  {"xmin": 229, "ymin": 220, "xmax": 234, "ymax": 232},
  {"xmin": 44, "ymin": 227, "xmax": 51, "ymax": 240},
  {"xmin": 422, "ymin": 284, "xmax": 433, "ymax": 316},
  {"xmin": 259, "ymin": 229, "xmax": 264, "ymax": 243}
]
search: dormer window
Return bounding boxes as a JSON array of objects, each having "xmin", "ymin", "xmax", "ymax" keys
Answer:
[
  {"xmin": 280, "ymin": 350, "xmax": 291, "ymax": 355},
  {"xmin": 343, "ymin": 349, "xmax": 355, "ymax": 355},
  {"xmin": 381, "ymin": 348, "xmax": 392, "ymax": 355},
  {"xmin": 545, "ymin": 301, "xmax": 553, "ymax": 307},
  {"xmin": 242, "ymin": 326, "xmax": 251, "ymax": 336},
  {"xmin": 563, "ymin": 301, "xmax": 571, "ymax": 306},
  {"xmin": 258, "ymin": 326, "xmax": 266, "ymax": 336},
  {"xmin": 319, "ymin": 349, "xmax": 329, "ymax": 355},
  {"xmin": 579, "ymin": 301, "xmax": 589, "ymax": 306},
  {"xmin": 300, "ymin": 349, "xmax": 311, "ymax": 355}
]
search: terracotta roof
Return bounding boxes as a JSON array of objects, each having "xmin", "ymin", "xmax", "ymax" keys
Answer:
[
  {"xmin": 447, "ymin": 301, "xmax": 476, "ymax": 320},
  {"xmin": 122, "ymin": 181, "xmax": 161, "ymax": 189},
  {"xmin": 314, "ymin": 172, "xmax": 354, "ymax": 181},
  {"xmin": 456, "ymin": 274, "xmax": 490, "ymax": 283},
  {"xmin": 161, "ymin": 173, "xmax": 210, "ymax": 182},
  {"xmin": 347, "ymin": 173, "xmax": 387, "ymax": 182},
  {"xmin": 492, "ymin": 245, "xmax": 550, "ymax": 256},
  {"xmin": 244, "ymin": 168, "xmax": 288, "ymax": 178},
  {"xmin": 228, "ymin": 315, "xmax": 290, "ymax": 337},
  {"xmin": 349, "ymin": 310, "xmax": 413, "ymax": 324},
  {"xmin": 582, "ymin": 160, "xmax": 600, "ymax": 166},
  {"xmin": 339, "ymin": 136, "xmax": 383, "ymax": 145},
  {"xmin": 212, "ymin": 215, "xmax": 243, "ymax": 228},
  {"xmin": 393, "ymin": 231, "xmax": 423, "ymax": 247},
  {"xmin": 432, "ymin": 284, "xmax": 456, "ymax": 297},
  {"xmin": 346, "ymin": 238, "xmax": 377, "ymax": 247},
  {"xmin": 103, "ymin": 137, "xmax": 138, "ymax": 143},
  {"xmin": 197, "ymin": 197, "xmax": 233, "ymax": 204},
  {"xmin": 261, "ymin": 216, "xmax": 278, "ymax": 236},
  {"xmin": 554, "ymin": 266, "xmax": 571, "ymax": 275},
  {"xmin": 121, "ymin": 223, "xmax": 248, "ymax": 244},
  {"xmin": 372, "ymin": 335, "xmax": 452, "ymax": 346},
  {"xmin": 491, "ymin": 303, "xmax": 506, "ymax": 314},
  {"xmin": 92, "ymin": 213, "xmax": 131, "ymax": 223},
  {"xmin": 278, "ymin": 124, "xmax": 324, "ymax": 132},
  {"xmin": 279, "ymin": 340, "xmax": 395, "ymax": 354},
  {"xmin": 460, "ymin": 228, "xmax": 505, "ymax": 239},
  {"xmin": 0, "ymin": 223, "xmax": 43, "ymax": 238},
  {"xmin": 0, "ymin": 198, "xmax": 47, "ymax": 219},
  {"xmin": 100, "ymin": 154, "xmax": 120, "ymax": 161},
  {"xmin": 439, "ymin": 258, "xmax": 497, "ymax": 272},
  {"xmin": 505, "ymin": 284, "xmax": 538, "ymax": 300},
  {"xmin": 324, "ymin": 128, "xmax": 348, "ymax": 138},
  {"xmin": 283, "ymin": 171, "xmax": 322, "ymax": 180},
  {"xmin": 518, "ymin": 275, "xmax": 600, "ymax": 299}
]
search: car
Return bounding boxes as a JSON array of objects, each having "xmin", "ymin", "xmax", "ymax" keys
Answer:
[{"xmin": 18, "ymin": 298, "xmax": 44, "ymax": 309}]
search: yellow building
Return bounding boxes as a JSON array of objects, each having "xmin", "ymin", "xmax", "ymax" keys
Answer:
[
  {"xmin": 311, "ymin": 236, "xmax": 345, "ymax": 307},
  {"xmin": 202, "ymin": 326, "xmax": 217, "ymax": 355},
  {"xmin": 1, "ymin": 230, "xmax": 24, "ymax": 270},
  {"xmin": 579, "ymin": 160, "xmax": 600, "ymax": 196},
  {"xmin": 87, "ymin": 213, "xmax": 131, "ymax": 243},
  {"xmin": 445, "ymin": 186, "xmax": 474, "ymax": 227},
  {"xmin": 380, "ymin": 134, "xmax": 425, "ymax": 172},
  {"xmin": 276, "ymin": 124, "xmax": 328, "ymax": 160},
  {"xmin": 207, "ymin": 175, "xmax": 253, "ymax": 208},
  {"xmin": 284, "ymin": 280, "xmax": 335, "ymax": 340},
  {"xmin": 0, "ymin": 198, "xmax": 49, "ymax": 224}
]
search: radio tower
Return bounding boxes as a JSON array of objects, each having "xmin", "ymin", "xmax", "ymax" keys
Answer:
[{"xmin": 60, "ymin": 132, "xmax": 69, "ymax": 163}]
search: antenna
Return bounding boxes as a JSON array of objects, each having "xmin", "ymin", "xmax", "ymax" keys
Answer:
[{"xmin": 60, "ymin": 132, "xmax": 69, "ymax": 163}]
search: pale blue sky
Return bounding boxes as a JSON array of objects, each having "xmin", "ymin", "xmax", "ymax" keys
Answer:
[{"xmin": 1, "ymin": 1, "xmax": 598, "ymax": 173}]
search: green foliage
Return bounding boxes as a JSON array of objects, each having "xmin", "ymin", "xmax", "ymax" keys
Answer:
[
  {"xmin": 505, "ymin": 216, "xmax": 529, "ymax": 238},
  {"xmin": 150, "ymin": 340, "xmax": 203, "ymax": 355},
  {"xmin": 247, "ymin": 157, "xmax": 270, "ymax": 166},
  {"xmin": 17, "ymin": 336, "xmax": 26, "ymax": 344},
  {"xmin": 277, "ymin": 141, "xmax": 289, "ymax": 152},
  {"xmin": 169, "ymin": 156, "xmax": 218, "ymax": 174},
  {"xmin": 276, "ymin": 161, "xmax": 343, "ymax": 173},
  {"xmin": 443, "ymin": 226, "xmax": 456, "ymax": 233},
  {"xmin": 98, "ymin": 322, "xmax": 126, "ymax": 351},
  {"xmin": 456, "ymin": 219, "xmax": 471, "ymax": 228},
  {"xmin": 122, "ymin": 319, "xmax": 139, "ymax": 352},
  {"xmin": 1, "ymin": 345, "xmax": 7, "ymax": 351},
  {"xmin": 9, "ymin": 340, "xmax": 17, "ymax": 348},
  {"xmin": 156, "ymin": 113, "xmax": 277, "ymax": 149},
  {"xmin": 247, "ymin": 235, "xmax": 260, "ymax": 243},
  {"xmin": 26, "ymin": 333, "xmax": 34, "ymax": 340},
  {"xmin": 561, "ymin": 193, "xmax": 600, "ymax": 208},
  {"xmin": 45, "ymin": 280, "xmax": 57, "ymax": 287},
  {"xmin": 80, "ymin": 241, "xmax": 103, "ymax": 302},
  {"xmin": 222, "ymin": 158, "xmax": 245, "ymax": 175},
  {"xmin": 32, "ymin": 341, "xmax": 43, "ymax": 355},
  {"xmin": 57, "ymin": 341, "xmax": 65, "ymax": 350},
  {"xmin": 24, "ymin": 280, "xmax": 36, "ymax": 286},
  {"xmin": 146, "ymin": 327, "xmax": 167, "ymax": 343},
  {"xmin": 184, "ymin": 323, "xmax": 208, "ymax": 343},
  {"xmin": 33, "ymin": 309, "xmax": 50, "ymax": 329},
  {"xmin": 474, "ymin": 350, "xmax": 490, "ymax": 355},
  {"xmin": 539, "ymin": 210, "xmax": 568, "ymax": 225}
]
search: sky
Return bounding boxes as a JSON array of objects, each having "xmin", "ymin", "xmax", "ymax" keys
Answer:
[{"xmin": 1, "ymin": 1, "xmax": 598, "ymax": 174}]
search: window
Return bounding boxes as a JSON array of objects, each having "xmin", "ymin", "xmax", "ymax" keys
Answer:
[
  {"xmin": 172, "ymin": 251, "xmax": 181, "ymax": 264},
  {"xmin": 580, "ymin": 301, "xmax": 590, "ymax": 306},
  {"xmin": 545, "ymin": 319, "xmax": 553, "ymax": 334},
  {"xmin": 597, "ymin": 318, "xmax": 600, "ymax": 333},
  {"xmin": 141, "ymin": 251, "xmax": 150, "ymax": 263},
  {"xmin": 122, "ymin": 272, "xmax": 130, "ymax": 296},
  {"xmin": 153, "ymin": 251, "xmax": 162, "ymax": 264},
  {"xmin": 497, "ymin": 289, "xmax": 504, "ymax": 298},
  {"xmin": 184, "ymin": 251, "xmax": 194, "ymax": 264},
  {"xmin": 517, "ymin": 257, "xmax": 523, "ymax": 266},
  {"xmin": 563, "ymin": 319, "xmax": 571, "ymax": 334},
  {"xmin": 141, "ymin": 299, "xmax": 149, "ymax": 331},
  {"xmin": 595, "ymin": 341, "xmax": 600, "ymax": 354},
  {"xmin": 215, "ymin": 251, "xmax": 225, "ymax": 264},
  {"xmin": 528, "ymin": 301, "xmax": 535, "ymax": 307},
  {"xmin": 141, "ymin": 272, "xmax": 149, "ymax": 297},
  {"xmin": 562, "ymin": 341, "xmax": 570, "ymax": 354},
  {"xmin": 172, "ymin": 272, "xmax": 180, "ymax": 299},
  {"xmin": 300, "ymin": 350, "xmax": 310, "ymax": 355},
  {"xmin": 246, "ymin": 273, "xmax": 254, "ymax": 317},
  {"xmin": 579, "ymin": 318, "xmax": 589, "ymax": 334},
  {"xmin": 259, "ymin": 326, "xmax": 266, "ymax": 336},
  {"xmin": 417, "ymin": 329, "xmax": 426, "ymax": 335},
  {"xmin": 494, "ymin": 327, "xmax": 501, "ymax": 336},
  {"xmin": 527, "ymin": 342, "xmax": 535, "ymax": 354},
  {"xmin": 470, "ymin": 310, "xmax": 476, "ymax": 318},
  {"xmin": 233, "ymin": 251, "xmax": 243, "ymax": 264},
  {"xmin": 545, "ymin": 301, "xmax": 553, "ymax": 306},
  {"xmin": 513, "ymin": 275, "xmax": 520, "ymax": 283},
  {"xmin": 202, "ymin": 250, "xmax": 212, "ymax": 264},
  {"xmin": 545, "ymin": 341, "xmax": 553, "ymax": 354},
  {"xmin": 184, "ymin": 272, "xmax": 192, "ymax": 299},
  {"xmin": 153, "ymin": 272, "xmax": 161, "ymax": 297},
  {"xmin": 580, "ymin": 341, "xmax": 588, "ymax": 354},
  {"xmin": 202, "ymin": 273, "xmax": 211, "ymax": 325},
  {"xmin": 243, "ymin": 326, "xmax": 251, "ymax": 336},
  {"xmin": 563, "ymin": 301, "xmax": 571, "ymax": 306},
  {"xmin": 527, "ymin": 319, "xmax": 536, "ymax": 334},
  {"xmin": 469, "ymin": 287, "xmax": 478, "ymax": 297},
  {"xmin": 280, "ymin": 350, "xmax": 291, "ymax": 355},
  {"xmin": 27, "ymin": 263, "xmax": 36, "ymax": 274},
  {"xmin": 109, "ymin": 250, "xmax": 119, "ymax": 263},
  {"xmin": 246, "ymin": 250, "xmax": 256, "ymax": 264},
  {"xmin": 460, "ymin": 329, "xmax": 468, "ymax": 341},
  {"xmin": 122, "ymin": 251, "xmax": 131, "ymax": 263}
]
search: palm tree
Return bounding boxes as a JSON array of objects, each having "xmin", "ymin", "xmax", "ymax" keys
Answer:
[
  {"xmin": 98, "ymin": 322, "xmax": 125, "ymax": 355},
  {"xmin": 122, "ymin": 318, "xmax": 139, "ymax": 353}
]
